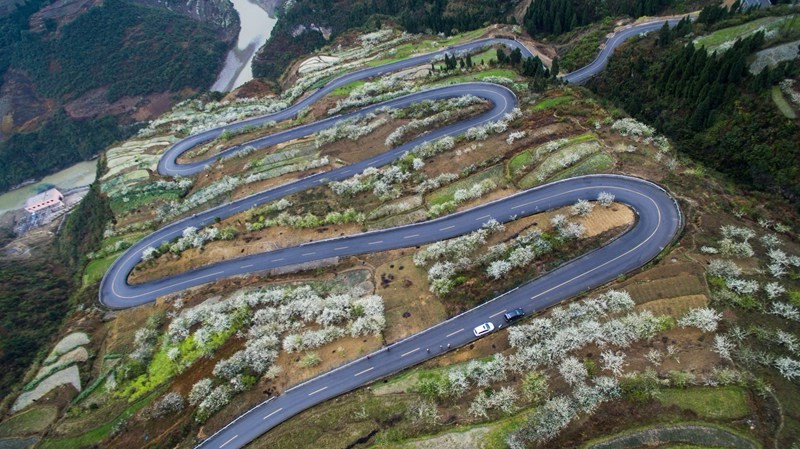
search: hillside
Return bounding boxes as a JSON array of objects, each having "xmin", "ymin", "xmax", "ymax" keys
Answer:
[
  {"xmin": 0, "ymin": 0, "xmax": 236, "ymax": 193},
  {"xmin": 0, "ymin": 2, "xmax": 799, "ymax": 449},
  {"xmin": 590, "ymin": 7, "xmax": 800, "ymax": 208}
]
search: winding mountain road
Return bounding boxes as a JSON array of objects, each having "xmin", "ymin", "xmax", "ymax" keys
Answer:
[{"xmin": 97, "ymin": 19, "xmax": 682, "ymax": 449}]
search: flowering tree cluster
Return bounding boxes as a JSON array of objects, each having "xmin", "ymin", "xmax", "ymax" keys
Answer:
[
  {"xmin": 385, "ymin": 96, "xmax": 484, "ymax": 147},
  {"xmin": 610, "ymin": 118, "xmax": 655, "ymax": 138},
  {"xmin": 463, "ymin": 108, "xmax": 523, "ymax": 142},
  {"xmin": 507, "ymin": 377, "xmax": 620, "ymax": 447},
  {"xmin": 415, "ymin": 354, "xmax": 510, "ymax": 401},
  {"xmin": 507, "ymin": 290, "xmax": 665, "ymax": 372},
  {"xmin": 550, "ymin": 214, "xmax": 585, "ymax": 240},
  {"xmin": 329, "ymin": 153, "xmax": 424, "ymax": 201},
  {"xmin": 597, "ymin": 191, "xmax": 615, "ymax": 207},
  {"xmin": 766, "ymin": 247, "xmax": 800, "ymax": 278},
  {"xmin": 469, "ymin": 386, "xmax": 519, "ymax": 418},
  {"xmin": 718, "ymin": 225, "xmax": 755, "ymax": 258},
  {"xmin": 328, "ymin": 71, "xmax": 419, "ymax": 115},
  {"xmin": 315, "ymin": 113, "xmax": 388, "ymax": 148},
  {"xmin": 428, "ymin": 179, "xmax": 497, "ymax": 217},
  {"xmin": 570, "ymin": 199, "xmax": 594, "ymax": 216},
  {"xmin": 246, "ymin": 208, "xmax": 364, "ymax": 232},
  {"xmin": 506, "ymin": 131, "xmax": 527, "ymax": 145},
  {"xmin": 485, "ymin": 229, "xmax": 553, "ymax": 279},
  {"xmin": 415, "ymin": 172, "xmax": 459, "ymax": 194},
  {"xmin": 157, "ymin": 284, "xmax": 385, "ymax": 421},
  {"xmin": 678, "ymin": 307, "xmax": 722, "ymax": 332},
  {"xmin": 413, "ymin": 220, "xmax": 505, "ymax": 295}
]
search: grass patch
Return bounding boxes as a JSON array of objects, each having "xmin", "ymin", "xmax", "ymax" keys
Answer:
[
  {"xmin": 694, "ymin": 16, "xmax": 791, "ymax": 50},
  {"xmin": 657, "ymin": 386, "xmax": 750, "ymax": 420},
  {"xmin": 119, "ymin": 320, "xmax": 242, "ymax": 401},
  {"xmin": 433, "ymin": 68, "xmax": 519, "ymax": 86},
  {"xmin": 508, "ymin": 150, "xmax": 535, "ymax": 177},
  {"xmin": 547, "ymin": 152, "xmax": 614, "ymax": 182},
  {"xmin": 771, "ymin": 86, "xmax": 797, "ymax": 119},
  {"xmin": 0, "ymin": 406, "xmax": 58, "ymax": 436},
  {"xmin": 330, "ymin": 80, "xmax": 365, "ymax": 96},
  {"xmin": 531, "ymin": 95, "xmax": 574, "ymax": 111},
  {"xmin": 83, "ymin": 254, "xmax": 120, "ymax": 287}
]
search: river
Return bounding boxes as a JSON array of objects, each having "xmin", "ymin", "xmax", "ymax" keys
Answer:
[
  {"xmin": 0, "ymin": 160, "xmax": 97, "ymax": 214},
  {"xmin": 211, "ymin": 0, "xmax": 277, "ymax": 92}
]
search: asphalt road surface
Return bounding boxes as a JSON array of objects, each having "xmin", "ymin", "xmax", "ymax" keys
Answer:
[{"xmin": 97, "ymin": 20, "xmax": 680, "ymax": 449}]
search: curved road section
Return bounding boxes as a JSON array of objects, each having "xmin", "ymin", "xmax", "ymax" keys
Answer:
[
  {"xmin": 197, "ymin": 175, "xmax": 680, "ymax": 449},
  {"xmin": 563, "ymin": 19, "xmax": 680, "ymax": 84},
  {"xmin": 97, "ymin": 19, "xmax": 680, "ymax": 449}
]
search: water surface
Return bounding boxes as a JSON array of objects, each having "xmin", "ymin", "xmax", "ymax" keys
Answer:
[{"xmin": 211, "ymin": 0, "xmax": 277, "ymax": 92}]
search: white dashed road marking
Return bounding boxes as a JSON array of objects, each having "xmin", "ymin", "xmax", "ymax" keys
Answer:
[
  {"xmin": 354, "ymin": 367, "xmax": 374, "ymax": 377},
  {"xmin": 262, "ymin": 408, "xmax": 283, "ymax": 420}
]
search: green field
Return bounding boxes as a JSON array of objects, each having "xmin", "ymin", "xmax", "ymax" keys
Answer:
[
  {"xmin": 0, "ymin": 406, "xmax": 58, "ymax": 436},
  {"xmin": 331, "ymin": 80, "xmax": 366, "ymax": 96},
  {"xmin": 657, "ymin": 386, "xmax": 751, "ymax": 420},
  {"xmin": 434, "ymin": 69, "xmax": 519, "ymax": 86},
  {"xmin": 82, "ymin": 254, "xmax": 120, "ymax": 287},
  {"xmin": 693, "ymin": 16, "xmax": 794, "ymax": 50},
  {"xmin": 531, "ymin": 95, "xmax": 574, "ymax": 111},
  {"xmin": 508, "ymin": 150, "xmax": 535, "ymax": 177},
  {"xmin": 547, "ymin": 153, "xmax": 614, "ymax": 182}
]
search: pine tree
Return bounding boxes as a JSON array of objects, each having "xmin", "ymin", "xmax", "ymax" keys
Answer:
[
  {"xmin": 551, "ymin": 57, "xmax": 560, "ymax": 78},
  {"xmin": 497, "ymin": 49, "xmax": 507, "ymax": 65}
]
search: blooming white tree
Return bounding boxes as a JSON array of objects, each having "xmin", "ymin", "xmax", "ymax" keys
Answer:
[
  {"xmin": 406, "ymin": 399, "xmax": 440, "ymax": 425},
  {"xmin": 559, "ymin": 222, "xmax": 585, "ymax": 240},
  {"xmin": 771, "ymin": 302, "xmax": 800, "ymax": 322},
  {"xmin": 188, "ymin": 378, "xmax": 213, "ymax": 406},
  {"xmin": 707, "ymin": 259, "xmax": 741, "ymax": 280},
  {"xmin": 196, "ymin": 384, "xmax": 232, "ymax": 421},
  {"xmin": 506, "ymin": 131, "xmax": 526, "ymax": 145},
  {"xmin": 558, "ymin": 356, "xmax": 587, "ymax": 385},
  {"xmin": 726, "ymin": 278, "xmax": 759, "ymax": 295},
  {"xmin": 645, "ymin": 348, "xmax": 663, "ymax": 366},
  {"xmin": 775, "ymin": 357, "xmax": 800, "ymax": 381},
  {"xmin": 678, "ymin": 308, "xmax": 722, "ymax": 332},
  {"xmin": 713, "ymin": 334, "xmax": 735, "ymax": 361},
  {"xmin": 550, "ymin": 214, "xmax": 568, "ymax": 229},
  {"xmin": 597, "ymin": 192, "xmax": 615, "ymax": 207},
  {"xmin": 765, "ymin": 282, "xmax": 786, "ymax": 299},
  {"xmin": 570, "ymin": 199, "xmax": 593, "ymax": 216},
  {"xmin": 487, "ymin": 260, "xmax": 513, "ymax": 279},
  {"xmin": 774, "ymin": 330, "xmax": 799, "ymax": 355},
  {"xmin": 760, "ymin": 234, "xmax": 782, "ymax": 249},
  {"xmin": 600, "ymin": 351, "xmax": 626, "ymax": 376},
  {"xmin": 142, "ymin": 246, "xmax": 158, "ymax": 261}
]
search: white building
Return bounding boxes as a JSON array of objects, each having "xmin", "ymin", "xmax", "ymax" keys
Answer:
[{"xmin": 24, "ymin": 188, "xmax": 65, "ymax": 213}]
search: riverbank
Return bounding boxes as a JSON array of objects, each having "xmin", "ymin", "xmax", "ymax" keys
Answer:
[{"xmin": 211, "ymin": 0, "xmax": 277, "ymax": 92}]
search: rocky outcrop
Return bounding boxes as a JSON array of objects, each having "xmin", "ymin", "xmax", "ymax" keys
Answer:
[{"xmin": 132, "ymin": 0, "xmax": 240, "ymax": 40}]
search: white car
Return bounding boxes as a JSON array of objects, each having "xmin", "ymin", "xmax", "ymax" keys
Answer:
[{"xmin": 473, "ymin": 322, "xmax": 495, "ymax": 337}]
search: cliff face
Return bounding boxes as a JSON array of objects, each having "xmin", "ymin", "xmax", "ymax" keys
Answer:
[{"xmin": 131, "ymin": 0, "xmax": 240, "ymax": 40}]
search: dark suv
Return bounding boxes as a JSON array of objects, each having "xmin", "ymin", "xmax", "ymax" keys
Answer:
[{"xmin": 503, "ymin": 308, "xmax": 525, "ymax": 322}]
